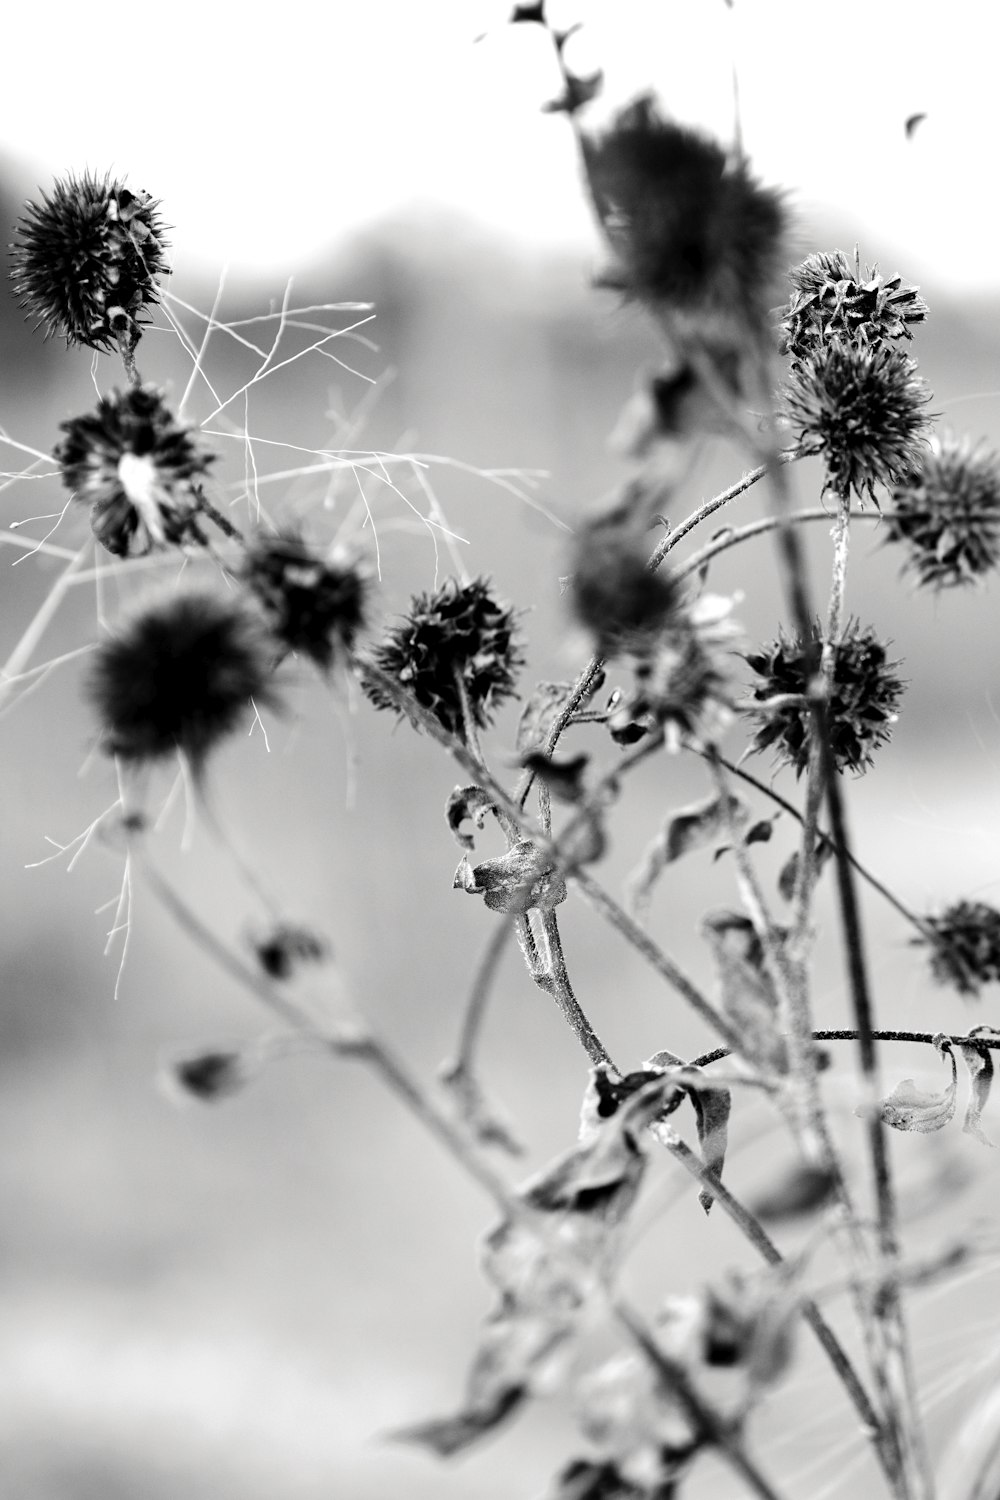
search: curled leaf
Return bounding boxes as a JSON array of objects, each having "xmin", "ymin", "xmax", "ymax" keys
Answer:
[
  {"xmin": 701, "ymin": 911, "xmax": 787, "ymax": 1075},
  {"xmin": 868, "ymin": 1033, "xmax": 957, "ymax": 1132},
  {"xmin": 390, "ymin": 1370, "xmax": 525, "ymax": 1456},
  {"xmin": 446, "ymin": 785, "xmax": 497, "ymax": 849},
  {"xmin": 627, "ymin": 793, "xmax": 748, "ymax": 920},
  {"xmin": 685, "ymin": 1074, "xmax": 731, "ymax": 1216},
  {"xmin": 455, "ymin": 839, "xmax": 567, "ymax": 914},
  {"xmin": 958, "ymin": 1026, "xmax": 1000, "ymax": 1147}
]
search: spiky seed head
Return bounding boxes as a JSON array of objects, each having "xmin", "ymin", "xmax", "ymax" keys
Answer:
[
  {"xmin": 779, "ymin": 248, "xmax": 928, "ymax": 360},
  {"xmin": 240, "ymin": 529, "xmax": 368, "ymax": 669},
  {"xmin": 10, "ymin": 172, "xmax": 169, "ymax": 351},
  {"xmin": 87, "ymin": 587, "xmax": 277, "ymax": 769},
  {"xmin": 784, "ymin": 342, "xmax": 932, "ymax": 503},
  {"xmin": 885, "ymin": 432, "xmax": 1000, "ymax": 588},
  {"xmin": 361, "ymin": 577, "xmax": 523, "ymax": 740},
  {"xmin": 587, "ymin": 93, "xmax": 787, "ymax": 334},
  {"xmin": 745, "ymin": 621, "xmax": 904, "ymax": 776},
  {"xmin": 920, "ymin": 900, "xmax": 1000, "ymax": 997},
  {"xmin": 55, "ymin": 385, "xmax": 211, "ymax": 556},
  {"xmin": 569, "ymin": 517, "xmax": 685, "ymax": 658}
]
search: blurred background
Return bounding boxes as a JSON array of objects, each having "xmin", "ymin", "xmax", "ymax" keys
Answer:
[{"xmin": 3, "ymin": 2, "xmax": 1000, "ymax": 1496}]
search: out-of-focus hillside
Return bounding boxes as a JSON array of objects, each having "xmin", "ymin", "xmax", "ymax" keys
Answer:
[{"xmin": 4, "ymin": 186, "xmax": 1000, "ymax": 1499}]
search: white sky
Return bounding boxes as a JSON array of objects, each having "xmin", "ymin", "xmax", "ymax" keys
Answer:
[{"xmin": 3, "ymin": 0, "xmax": 998, "ymax": 292}]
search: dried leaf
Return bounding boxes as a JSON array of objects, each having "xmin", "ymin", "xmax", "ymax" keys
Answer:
[
  {"xmin": 454, "ymin": 840, "xmax": 567, "ymax": 914},
  {"xmin": 744, "ymin": 818, "xmax": 776, "ymax": 847},
  {"xmin": 777, "ymin": 834, "xmax": 834, "ymax": 902},
  {"xmin": 520, "ymin": 750, "xmax": 590, "ymax": 804},
  {"xmin": 869, "ymin": 1033, "xmax": 957, "ymax": 1132},
  {"xmin": 687, "ymin": 1079, "xmax": 731, "ymax": 1216},
  {"xmin": 517, "ymin": 680, "xmax": 574, "ymax": 755},
  {"xmin": 750, "ymin": 1163, "xmax": 837, "ymax": 1223},
  {"xmin": 390, "ymin": 1383, "xmax": 524, "ymax": 1456},
  {"xmin": 958, "ymin": 1026, "xmax": 1000, "ymax": 1147},
  {"xmin": 701, "ymin": 911, "xmax": 787, "ymax": 1075},
  {"xmin": 627, "ymin": 794, "xmax": 748, "ymax": 920},
  {"xmin": 446, "ymin": 784, "xmax": 496, "ymax": 850},
  {"xmin": 558, "ymin": 809, "xmax": 606, "ymax": 870}
]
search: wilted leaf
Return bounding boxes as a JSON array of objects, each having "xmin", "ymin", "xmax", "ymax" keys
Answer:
[
  {"xmin": 558, "ymin": 809, "xmax": 606, "ymax": 870},
  {"xmin": 390, "ymin": 1382, "xmax": 524, "ymax": 1456},
  {"xmin": 686, "ymin": 1076, "xmax": 732, "ymax": 1216},
  {"xmin": 701, "ymin": 911, "xmax": 787, "ymax": 1075},
  {"xmin": 627, "ymin": 794, "xmax": 749, "ymax": 920},
  {"xmin": 520, "ymin": 750, "xmax": 590, "ymax": 804},
  {"xmin": 750, "ymin": 1163, "xmax": 837, "ymax": 1223},
  {"xmin": 958, "ymin": 1027, "xmax": 1000, "ymax": 1147},
  {"xmin": 517, "ymin": 681, "xmax": 574, "ymax": 755},
  {"xmin": 454, "ymin": 840, "xmax": 567, "ymax": 914},
  {"xmin": 869, "ymin": 1034, "xmax": 957, "ymax": 1132},
  {"xmin": 446, "ymin": 785, "xmax": 497, "ymax": 849},
  {"xmin": 777, "ymin": 834, "xmax": 834, "ymax": 902},
  {"xmin": 698, "ymin": 1270, "xmax": 797, "ymax": 1391},
  {"xmin": 745, "ymin": 818, "xmax": 776, "ymax": 848}
]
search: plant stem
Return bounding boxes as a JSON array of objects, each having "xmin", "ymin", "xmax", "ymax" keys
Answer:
[
  {"xmin": 447, "ymin": 916, "xmax": 516, "ymax": 1077},
  {"xmin": 692, "ymin": 748, "xmax": 931, "ymax": 939},
  {"xmin": 613, "ymin": 1300, "xmax": 789, "ymax": 1500},
  {"xmin": 535, "ymin": 908, "xmax": 615, "ymax": 1068},
  {"xmin": 655, "ymin": 1129, "xmax": 883, "ymax": 1448}
]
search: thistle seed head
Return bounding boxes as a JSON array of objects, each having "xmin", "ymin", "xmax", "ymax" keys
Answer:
[
  {"xmin": 779, "ymin": 248, "xmax": 928, "ymax": 360},
  {"xmin": 588, "ymin": 94, "xmax": 787, "ymax": 334},
  {"xmin": 784, "ymin": 342, "xmax": 932, "ymax": 503},
  {"xmin": 362, "ymin": 578, "xmax": 523, "ymax": 740},
  {"xmin": 56, "ymin": 385, "xmax": 211, "ymax": 556},
  {"xmin": 87, "ymin": 587, "xmax": 277, "ymax": 769},
  {"xmin": 241, "ymin": 529, "xmax": 368, "ymax": 669},
  {"xmin": 886, "ymin": 432, "xmax": 1000, "ymax": 588},
  {"xmin": 920, "ymin": 900, "xmax": 1000, "ymax": 997},
  {"xmin": 10, "ymin": 172, "xmax": 169, "ymax": 351},
  {"xmin": 745, "ymin": 621, "xmax": 904, "ymax": 776}
]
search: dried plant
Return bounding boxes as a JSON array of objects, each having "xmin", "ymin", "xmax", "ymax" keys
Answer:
[{"xmin": 5, "ymin": 9, "xmax": 1000, "ymax": 1500}]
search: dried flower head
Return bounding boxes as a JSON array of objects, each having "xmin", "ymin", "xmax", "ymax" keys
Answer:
[
  {"xmin": 779, "ymin": 248, "xmax": 928, "ymax": 360},
  {"xmin": 784, "ymin": 342, "xmax": 931, "ymax": 503},
  {"xmin": 240, "ymin": 529, "xmax": 368, "ymax": 669},
  {"xmin": 88, "ymin": 587, "xmax": 277, "ymax": 768},
  {"xmin": 608, "ymin": 592, "xmax": 742, "ymax": 750},
  {"xmin": 10, "ymin": 172, "xmax": 169, "ymax": 351},
  {"xmin": 588, "ymin": 94, "xmax": 786, "ymax": 332},
  {"xmin": 920, "ymin": 900, "xmax": 1000, "ymax": 997},
  {"xmin": 362, "ymin": 578, "xmax": 523, "ymax": 739},
  {"xmin": 745, "ymin": 621, "xmax": 904, "ymax": 776},
  {"xmin": 569, "ymin": 517, "xmax": 685, "ymax": 657},
  {"xmin": 56, "ymin": 385, "xmax": 211, "ymax": 556},
  {"xmin": 885, "ymin": 432, "xmax": 1000, "ymax": 588}
]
